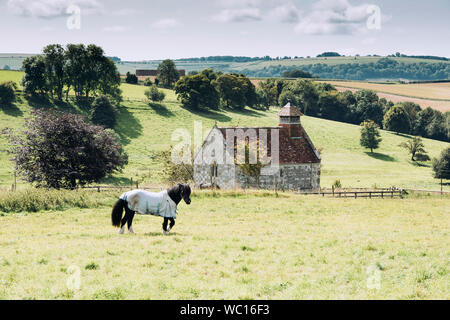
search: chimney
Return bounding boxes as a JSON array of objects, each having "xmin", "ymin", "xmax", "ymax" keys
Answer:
[{"xmin": 278, "ymin": 102, "xmax": 303, "ymax": 138}]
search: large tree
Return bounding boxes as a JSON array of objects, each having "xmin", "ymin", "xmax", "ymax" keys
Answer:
[
  {"xmin": 5, "ymin": 110, "xmax": 128, "ymax": 189},
  {"xmin": 22, "ymin": 55, "xmax": 48, "ymax": 96},
  {"xmin": 432, "ymin": 147, "xmax": 450, "ymax": 181},
  {"xmin": 214, "ymin": 74, "xmax": 257, "ymax": 109},
  {"xmin": 349, "ymin": 90, "xmax": 384, "ymax": 126},
  {"xmin": 383, "ymin": 104, "xmax": 411, "ymax": 134},
  {"xmin": 360, "ymin": 120, "xmax": 382, "ymax": 153},
  {"xmin": 174, "ymin": 74, "xmax": 219, "ymax": 110},
  {"xmin": 43, "ymin": 44, "xmax": 66, "ymax": 100},
  {"xmin": 157, "ymin": 59, "xmax": 180, "ymax": 88}
]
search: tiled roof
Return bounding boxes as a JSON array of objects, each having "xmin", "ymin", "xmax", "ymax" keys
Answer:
[
  {"xmin": 217, "ymin": 125, "xmax": 320, "ymax": 164},
  {"xmin": 277, "ymin": 103, "xmax": 303, "ymax": 117}
]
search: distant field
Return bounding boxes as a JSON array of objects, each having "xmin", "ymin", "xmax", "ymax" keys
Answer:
[{"xmin": 319, "ymin": 80, "xmax": 450, "ymax": 100}]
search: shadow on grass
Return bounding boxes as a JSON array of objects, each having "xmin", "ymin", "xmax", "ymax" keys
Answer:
[
  {"xmin": 148, "ymin": 102, "xmax": 174, "ymax": 117},
  {"xmin": 184, "ymin": 107, "xmax": 232, "ymax": 122},
  {"xmin": 365, "ymin": 152, "xmax": 396, "ymax": 162},
  {"xmin": 0, "ymin": 102, "xmax": 23, "ymax": 117},
  {"xmin": 410, "ymin": 161, "xmax": 431, "ymax": 168},
  {"xmin": 114, "ymin": 105, "xmax": 143, "ymax": 145},
  {"xmin": 25, "ymin": 95, "xmax": 81, "ymax": 114},
  {"xmin": 144, "ymin": 232, "xmax": 181, "ymax": 237}
]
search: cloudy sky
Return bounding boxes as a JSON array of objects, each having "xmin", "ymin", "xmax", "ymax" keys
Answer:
[{"xmin": 1, "ymin": 0, "xmax": 449, "ymax": 60}]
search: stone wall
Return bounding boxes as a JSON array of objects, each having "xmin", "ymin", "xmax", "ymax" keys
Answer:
[{"xmin": 194, "ymin": 163, "xmax": 321, "ymax": 191}]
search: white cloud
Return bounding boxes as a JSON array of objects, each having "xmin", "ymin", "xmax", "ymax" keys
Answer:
[
  {"xmin": 267, "ymin": 2, "xmax": 300, "ymax": 23},
  {"xmin": 7, "ymin": 0, "xmax": 102, "ymax": 18},
  {"xmin": 213, "ymin": 8, "xmax": 262, "ymax": 23},
  {"xmin": 294, "ymin": 0, "xmax": 374, "ymax": 35},
  {"xmin": 152, "ymin": 18, "xmax": 180, "ymax": 29}
]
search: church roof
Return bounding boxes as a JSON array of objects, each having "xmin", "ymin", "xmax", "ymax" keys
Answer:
[
  {"xmin": 216, "ymin": 126, "xmax": 320, "ymax": 164},
  {"xmin": 278, "ymin": 102, "xmax": 303, "ymax": 117}
]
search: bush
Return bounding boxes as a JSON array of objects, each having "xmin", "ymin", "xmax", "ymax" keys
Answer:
[
  {"xmin": 432, "ymin": 147, "xmax": 450, "ymax": 180},
  {"xmin": 144, "ymin": 78, "xmax": 153, "ymax": 86},
  {"xmin": 383, "ymin": 104, "xmax": 411, "ymax": 134},
  {"xmin": 0, "ymin": 81, "xmax": 17, "ymax": 106},
  {"xmin": 144, "ymin": 85, "xmax": 165, "ymax": 103},
  {"xmin": 157, "ymin": 149, "xmax": 193, "ymax": 184},
  {"xmin": 4, "ymin": 110, "xmax": 128, "ymax": 189},
  {"xmin": 125, "ymin": 72, "xmax": 138, "ymax": 84},
  {"xmin": 90, "ymin": 95, "xmax": 117, "ymax": 129}
]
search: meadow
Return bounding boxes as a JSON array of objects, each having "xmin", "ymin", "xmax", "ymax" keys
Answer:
[
  {"xmin": 0, "ymin": 70, "xmax": 449, "ymax": 191},
  {"xmin": 0, "ymin": 190, "xmax": 448, "ymax": 300}
]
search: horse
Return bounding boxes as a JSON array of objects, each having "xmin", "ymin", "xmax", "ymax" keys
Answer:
[{"xmin": 111, "ymin": 183, "xmax": 191, "ymax": 235}]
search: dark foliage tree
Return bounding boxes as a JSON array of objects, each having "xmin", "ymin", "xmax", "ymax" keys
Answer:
[
  {"xmin": 157, "ymin": 59, "xmax": 180, "ymax": 88},
  {"xmin": 383, "ymin": 104, "xmax": 411, "ymax": 134},
  {"xmin": 22, "ymin": 55, "xmax": 48, "ymax": 96},
  {"xmin": 43, "ymin": 44, "xmax": 66, "ymax": 100},
  {"xmin": 360, "ymin": 120, "xmax": 382, "ymax": 153},
  {"xmin": 349, "ymin": 90, "xmax": 384, "ymax": 126},
  {"xmin": 280, "ymin": 79, "xmax": 319, "ymax": 115},
  {"xmin": 174, "ymin": 74, "xmax": 219, "ymax": 110},
  {"xmin": 5, "ymin": 110, "xmax": 128, "ymax": 189},
  {"xmin": 125, "ymin": 72, "xmax": 138, "ymax": 84},
  {"xmin": 432, "ymin": 147, "xmax": 450, "ymax": 180},
  {"xmin": 0, "ymin": 81, "xmax": 17, "ymax": 106},
  {"xmin": 90, "ymin": 95, "xmax": 117, "ymax": 129},
  {"xmin": 282, "ymin": 69, "xmax": 314, "ymax": 78},
  {"xmin": 214, "ymin": 74, "xmax": 257, "ymax": 109}
]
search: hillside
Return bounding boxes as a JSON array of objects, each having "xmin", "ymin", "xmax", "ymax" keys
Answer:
[
  {"xmin": 2, "ymin": 54, "xmax": 450, "ymax": 81},
  {"xmin": 0, "ymin": 70, "xmax": 448, "ymax": 191}
]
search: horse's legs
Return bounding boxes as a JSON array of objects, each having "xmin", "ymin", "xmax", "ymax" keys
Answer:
[
  {"xmin": 127, "ymin": 211, "xmax": 135, "ymax": 234},
  {"xmin": 162, "ymin": 218, "xmax": 169, "ymax": 234},
  {"xmin": 119, "ymin": 210, "xmax": 131, "ymax": 234},
  {"xmin": 168, "ymin": 218, "xmax": 175, "ymax": 231}
]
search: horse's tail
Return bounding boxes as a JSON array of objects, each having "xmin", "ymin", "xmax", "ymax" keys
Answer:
[{"xmin": 111, "ymin": 199, "xmax": 126, "ymax": 227}]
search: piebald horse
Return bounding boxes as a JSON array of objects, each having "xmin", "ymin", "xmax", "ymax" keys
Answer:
[{"xmin": 111, "ymin": 184, "xmax": 191, "ymax": 235}]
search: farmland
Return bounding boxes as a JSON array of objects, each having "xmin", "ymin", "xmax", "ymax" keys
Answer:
[
  {"xmin": 0, "ymin": 70, "xmax": 449, "ymax": 191},
  {"xmin": 0, "ymin": 190, "xmax": 448, "ymax": 299}
]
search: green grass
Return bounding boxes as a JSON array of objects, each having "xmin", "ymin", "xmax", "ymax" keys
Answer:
[
  {"xmin": 0, "ymin": 70, "xmax": 449, "ymax": 191},
  {"xmin": 0, "ymin": 192, "xmax": 448, "ymax": 299}
]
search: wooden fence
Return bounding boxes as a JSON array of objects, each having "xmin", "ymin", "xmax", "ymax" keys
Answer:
[{"xmin": 315, "ymin": 190, "xmax": 403, "ymax": 199}]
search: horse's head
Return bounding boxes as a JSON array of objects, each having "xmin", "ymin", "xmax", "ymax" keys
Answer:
[{"xmin": 179, "ymin": 183, "xmax": 191, "ymax": 205}]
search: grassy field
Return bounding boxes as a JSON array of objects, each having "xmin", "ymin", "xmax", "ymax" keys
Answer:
[
  {"xmin": 0, "ymin": 70, "xmax": 449, "ymax": 191},
  {"xmin": 0, "ymin": 190, "xmax": 448, "ymax": 300}
]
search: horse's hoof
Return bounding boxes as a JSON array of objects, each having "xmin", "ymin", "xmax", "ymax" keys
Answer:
[
  {"xmin": 163, "ymin": 230, "xmax": 169, "ymax": 235},
  {"xmin": 128, "ymin": 227, "xmax": 135, "ymax": 234},
  {"xmin": 118, "ymin": 228, "xmax": 125, "ymax": 235}
]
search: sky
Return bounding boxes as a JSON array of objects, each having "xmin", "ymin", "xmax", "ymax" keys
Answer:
[{"xmin": 0, "ymin": 0, "xmax": 449, "ymax": 61}]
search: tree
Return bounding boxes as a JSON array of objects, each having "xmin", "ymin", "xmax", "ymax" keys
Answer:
[
  {"xmin": 5, "ymin": 110, "xmax": 128, "ymax": 189},
  {"xmin": 157, "ymin": 59, "xmax": 180, "ymax": 88},
  {"xmin": 349, "ymin": 90, "xmax": 384, "ymax": 126},
  {"xmin": 383, "ymin": 104, "xmax": 411, "ymax": 134},
  {"xmin": 399, "ymin": 137, "xmax": 430, "ymax": 162},
  {"xmin": 0, "ymin": 81, "xmax": 17, "ymax": 106},
  {"xmin": 43, "ymin": 44, "xmax": 66, "ymax": 100},
  {"xmin": 432, "ymin": 147, "xmax": 450, "ymax": 181},
  {"xmin": 360, "ymin": 120, "xmax": 382, "ymax": 153},
  {"xmin": 22, "ymin": 55, "xmax": 47, "ymax": 96},
  {"xmin": 145, "ymin": 85, "xmax": 166, "ymax": 103},
  {"xmin": 174, "ymin": 74, "xmax": 219, "ymax": 110},
  {"xmin": 144, "ymin": 78, "xmax": 153, "ymax": 86},
  {"xmin": 90, "ymin": 95, "xmax": 117, "ymax": 129},
  {"xmin": 214, "ymin": 74, "xmax": 256, "ymax": 109},
  {"xmin": 125, "ymin": 72, "xmax": 138, "ymax": 84}
]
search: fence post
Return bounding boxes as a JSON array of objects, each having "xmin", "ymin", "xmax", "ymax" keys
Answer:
[
  {"xmin": 97, "ymin": 186, "xmax": 100, "ymax": 192},
  {"xmin": 369, "ymin": 192, "xmax": 371, "ymax": 199},
  {"xmin": 381, "ymin": 191, "xmax": 384, "ymax": 198},
  {"xmin": 354, "ymin": 192, "xmax": 357, "ymax": 199}
]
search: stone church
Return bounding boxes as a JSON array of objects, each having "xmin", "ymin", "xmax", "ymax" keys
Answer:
[{"xmin": 193, "ymin": 103, "xmax": 321, "ymax": 191}]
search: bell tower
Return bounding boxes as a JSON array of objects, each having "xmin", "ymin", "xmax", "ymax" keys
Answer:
[{"xmin": 278, "ymin": 102, "xmax": 303, "ymax": 138}]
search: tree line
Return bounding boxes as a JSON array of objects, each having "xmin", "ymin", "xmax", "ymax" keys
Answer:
[
  {"xmin": 256, "ymin": 78, "xmax": 450, "ymax": 142},
  {"xmin": 21, "ymin": 44, "xmax": 122, "ymax": 103},
  {"xmin": 237, "ymin": 58, "xmax": 450, "ymax": 80}
]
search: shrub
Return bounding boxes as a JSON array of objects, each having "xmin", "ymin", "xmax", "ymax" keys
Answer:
[
  {"xmin": 144, "ymin": 85, "xmax": 165, "ymax": 103},
  {"xmin": 144, "ymin": 78, "xmax": 153, "ymax": 86},
  {"xmin": 399, "ymin": 137, "xmax": 429, "ymax": 162},
  {"xmin": 157, "ymin": 149, "xmax": 193, "ymax": 184},
  {"xmin": 432, "ymin": 147, "xmax": 450, "ymax": 180},
  {"xmin": 125, "ymin": 72, "xmax": 138, "ymax": 84},
  {"xmin": 90, "ymin": 95, "xmax": 116, "ymax": 129},
  {"xmin": 0, "ymin": 81, "xmax": 17, "ymax": 106},
  {"xmin": 4, "ymin": 110, "xmax": 128, "ymax": 189},
  {"xmin": 332, "ymin": 180, "xmax": 342, "ymax": 189}
]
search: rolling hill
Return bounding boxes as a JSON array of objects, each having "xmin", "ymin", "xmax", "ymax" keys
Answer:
[{"xmin": 0, "ymin": 70, "xmax": 448, "ymax": 191}]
